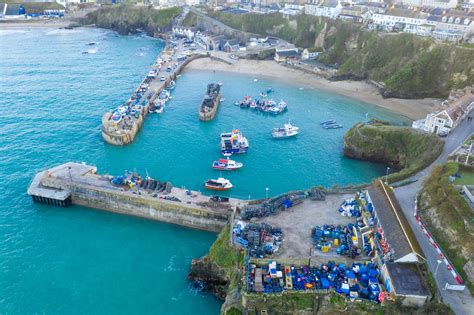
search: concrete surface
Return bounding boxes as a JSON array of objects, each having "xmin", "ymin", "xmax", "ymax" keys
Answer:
[{"xmin": 251, "ymin": 194, "xmax": 356, "ymax": 262}]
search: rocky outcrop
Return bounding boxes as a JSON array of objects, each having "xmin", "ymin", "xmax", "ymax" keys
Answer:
[
  {"xmin": 329, "ymin": 71, "xmax": 368, "ymax": 82},
  {"xmin": 188, "ymin": 257, "xmax": 229, "ymax": 300},
  {"xmin": 343, "ymin": 123, "xmax": 443, "ymax": 182}
]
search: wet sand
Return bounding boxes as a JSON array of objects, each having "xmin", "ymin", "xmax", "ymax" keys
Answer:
[
  {"xmin": 0, "ymin": 20, "xmax": 73, "ymax": 29},
  {"xmin": 187, "ymin": 58, "xmax": 440, "ymax": 120}
]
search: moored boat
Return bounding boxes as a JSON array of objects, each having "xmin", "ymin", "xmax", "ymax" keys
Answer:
[
  {"xmin": 199, "ymin": 83, "xmax": 221, "ymax": 121},
  {"xmin": 323, "ymin": 124, "xmax": 343, "ymax": 129},
  {"xmin": 204, "ymin": 178, "xmax": 233, "ymax": 190},
  {"xmin": 268, "ymin": 100, "xmax": 288, "ymax": 115},
  {"xmin": 272, "ymin": 122, "xmax": 299, "ymax": 139},
  {"xmin": 212, "ymin": 158, "xmax": 243, "ymax": 171},
  {"xmin": 220, "ymin": 129, "xmax": 249, "ymax": 155},
  {"xmin": 321, "ymin": 120, "xmax": 336, "ymax": 125}
]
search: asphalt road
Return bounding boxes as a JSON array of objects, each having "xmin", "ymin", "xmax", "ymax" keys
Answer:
[{"xmin": 394, "ymin": 118, "xmax": 474, "ymax": 314}]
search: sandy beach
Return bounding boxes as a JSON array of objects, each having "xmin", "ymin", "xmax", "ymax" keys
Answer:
[
  {"xmin": 0, "ymin": 19, "xmax": 73, "ymax": 29},
  {"xmin": 186, "ymin": 58, "xmax": 440, "ymax": 120}
]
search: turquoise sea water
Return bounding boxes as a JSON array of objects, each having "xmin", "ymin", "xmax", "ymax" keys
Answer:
[{"xmin": 0, "ymin": 28, "xmax": 407, "ymax": 314}]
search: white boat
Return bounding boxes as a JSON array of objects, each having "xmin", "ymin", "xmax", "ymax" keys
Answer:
[
  {"xmin": 204, "ymin": 177, "xmax": 233, "ymax": 191},
  {"xmin": 272, "ymin": 122, "xmax": 299, "ymax": 139},
  {"xmin": 268, "ymin": 100, "xmax": 288, "ymax": 115},
  {"xmin": 212, "ymin": 158, "xmax": 243, "ymax": 171}
]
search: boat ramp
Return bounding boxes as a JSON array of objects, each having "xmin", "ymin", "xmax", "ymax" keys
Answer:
[{"xmin": 28, "ymin": 162, "xmax": 247, "ymax": 232}]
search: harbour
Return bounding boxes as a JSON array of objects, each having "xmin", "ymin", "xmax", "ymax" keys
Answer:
[{"xmin": 0, "ymin": 27, "xmax": 410, "ymax": 314}]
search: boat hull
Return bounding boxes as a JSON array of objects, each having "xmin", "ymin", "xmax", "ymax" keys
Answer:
[
  {"xmin": 221, "ymin": 148, "xmax": 248, "ymax": 155},
  {"xmin": 204, "ymin": 184, "xmax": 232, "ymax": 191},
  {"xmin": 272, "ymin": 133, "xmax": 298, "ymax": 139},
  {"xmin": 212, "ymin": 164, "xmax": 242, "ymax": 171}
]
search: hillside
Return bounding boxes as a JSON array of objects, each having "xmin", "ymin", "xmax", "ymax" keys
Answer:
[
  {"xmin": 343, "ymin": 122, "xmax": 444, "ymax": 182},
  {"xmin": 419, "ymin": 163, "xmax": 474, "ymax": 293},
  {"xmin": 81, "ymin": 5, "xmax": 182, "ymax": 35},
  {"xmin": 193, "ymin": 11, "xmax": 474, "ymax": 98}
]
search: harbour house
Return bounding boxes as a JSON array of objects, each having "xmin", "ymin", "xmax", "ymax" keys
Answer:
[
  {"xmin": 412, "ymin": 86, "xmax": 474, "ymax": 135},
  {"xmin": 274, "ymin": 48, "xmax": 300, "ymax": 63}
]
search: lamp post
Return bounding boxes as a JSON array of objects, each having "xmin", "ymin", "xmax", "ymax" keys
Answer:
[
  {"xmin": 385, "ymin": 167, "xmax": 391, "ymax": 185},
  {"xmin": 265, "ymin": 187, "xmax": 269, "ymax": 201},
  {"xmin": 435, "ymin": 259, "xmax": 442, "ymax": 276}
]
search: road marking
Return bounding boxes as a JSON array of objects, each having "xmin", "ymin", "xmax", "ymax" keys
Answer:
[{"xmin": 413, "ymin": 198, "xmax": 463, "ymax": 284}]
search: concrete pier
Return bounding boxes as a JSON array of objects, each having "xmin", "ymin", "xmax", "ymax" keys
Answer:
[
  {"xmin": 101, "ymin": 42, "xmax": 207, "ymax": 146},
  {"xmin": 28, "ymin": 162, "xmax": 247, "ymax": 232}
]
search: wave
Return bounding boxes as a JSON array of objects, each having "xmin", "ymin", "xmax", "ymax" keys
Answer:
[{"xmin": 0, "ymin": 30, "xmax": 28, "ymax": 36}]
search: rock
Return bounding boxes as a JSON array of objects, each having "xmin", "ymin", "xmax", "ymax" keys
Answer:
[{"xmin": 188, "ymin": 257, "xmax": 229, "ymax": 300}]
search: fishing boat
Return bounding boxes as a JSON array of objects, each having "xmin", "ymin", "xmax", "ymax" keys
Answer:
[
  {"xmin": 237, "ymin": 96, "xmax": 252, "ymax": 108},
  {"xmin": 272, "ymin": 122, "xmax": 299, "ymax": 139},
  {"xmin": 220, "ymin": 129, "xmax": 249, "ymax": 155},
  {"xmin": 204, "ymin": 178, "xmax": 233, "ymax": 191},
  {"xmin": 268, "ymin": 100, "xmax": 288, "ymax": 115},
  {"xmin": 212, "ymin": 158, "xmax": 243, "ymax": 171},
  {"xmin": 167, "ymin": 80, "xmax": 176, "ymax": 90},
  {"xmin": 199, "ymin": 83, "xmax": 221, "ymax": 121}
]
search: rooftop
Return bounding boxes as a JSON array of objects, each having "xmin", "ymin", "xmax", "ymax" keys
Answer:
[
  {"xmin": 386, "ymin": 263, "xmax": 430, "ymax": 297},
  {"xmin": 380, "ymin": 7, "xmax": 426, "ymax": 19},
  {"xmin": 368, "ymin": 182, "xmax": 424, "ymax": 262}
]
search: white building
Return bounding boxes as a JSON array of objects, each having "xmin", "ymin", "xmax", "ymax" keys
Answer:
[
  {"xmin": 274, "ymin": 48, "xmax": 300, "ymax": 62},
  {"xmin": 305, "ymin": 0, "xmax": 343, "ymax": 19},
  {"xmin": 372, "ymin": 7, "xmax": 427, "ymax": 33},
  {"xmin": 281, "ymin": 4, "xmax": 305, "ymax": 16},
  {"xmin": 392, "ymin": 0, "xmax": 458, "ymax": 9},
  {"xmin": 301, "ymin": 48, "xmax": 320, "ymax": 60},
  {"xmin": 412, "ymin": 86, "xmax": 474, "ymax": 135},
  {"xmin": 426, "ymin": 10, "xmax": 472, "ymax": 41},
  {"xmin": 172, "ymin": 26, "xmax": 195, "ymax": 39}
]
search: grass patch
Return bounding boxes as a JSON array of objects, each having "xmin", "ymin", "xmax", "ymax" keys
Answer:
[
  {"xmin": 209, "ymin": 225, "xmax": 244, "ymax": 270},
  {"xmin": 208, "ymin": 225, "xmax": 244, "ymax": 291},
  {"xmin": 81, "ymin": 5, "xmax": 182, "ymax": 35},
  {"xmin": 344, "ymin": 123, "xmax": 444, "ymax": 183},
  {"xmin": 455, "ymin": 169, "xmax": 474, "ymax": 186},
  {"xmin": 225, "ymin": 307, "xmax": 242, "ymax": 315}
]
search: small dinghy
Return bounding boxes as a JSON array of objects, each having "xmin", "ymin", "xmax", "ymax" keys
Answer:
[
  {"xmin": 272, "ymin": 122, "xmax": 299, "ymax": 139},
  {"xmin": 212, "ymin": 158, "xmax": 243, "ymax": 171},
  {"xmin": 321, "ymin": 120, "xmax": 336, "ymax": 125},
  {"xmin": 204, "ymin": 178, "xmax": 233, "ymax": 191}
]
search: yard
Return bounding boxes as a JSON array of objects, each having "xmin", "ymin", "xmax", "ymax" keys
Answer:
[
  {"xmin": 455, "ymin": 169, "xmax": 474, "ymax": 186},
  {"xmin": 245, "ymin": 193, "xmax": 366, "ymax": 265}
]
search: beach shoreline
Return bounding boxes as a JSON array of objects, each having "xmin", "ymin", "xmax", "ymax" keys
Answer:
[
  {"xmin": 0, "ymin": 19, "xmax": 73, "ymax": 29},
  {"xmin": 186, "ymin": 58, "xmax": 440, "ymax": 120}
]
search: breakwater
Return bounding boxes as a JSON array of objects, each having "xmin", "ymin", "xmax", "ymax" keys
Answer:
[
  {"xmin": 101, "ymin": 45, "xmax": 207, "ymax": 146},
  {"xmin": 28, "ymin": 162, "xmax": 247, "ymax": 232}
]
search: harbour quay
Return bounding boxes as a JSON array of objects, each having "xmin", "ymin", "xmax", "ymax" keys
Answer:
[
  {"xmin": 101, "ymin": 41, "xmax": 206, "ymax": 146},
  {"xmin": 28, "ymin": 162, "xmax": 247, "ymax": 232}
]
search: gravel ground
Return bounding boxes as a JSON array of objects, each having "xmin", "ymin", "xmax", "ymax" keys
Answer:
[{"xmin": 250, "ymin": 193, "xmax": 357, "ymax": 263}]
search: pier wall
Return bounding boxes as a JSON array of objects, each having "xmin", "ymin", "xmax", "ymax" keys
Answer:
[
  {"xmin": 71, "ymin": 186, "xmax": 229, "ymax": 232},
  {"xmin": 101, "ymin": 53, "xmax": 208, "ymax": 146},
  {"xmin": 32, "ymin": 163, "xmax": 232, "ymax": 232}
]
